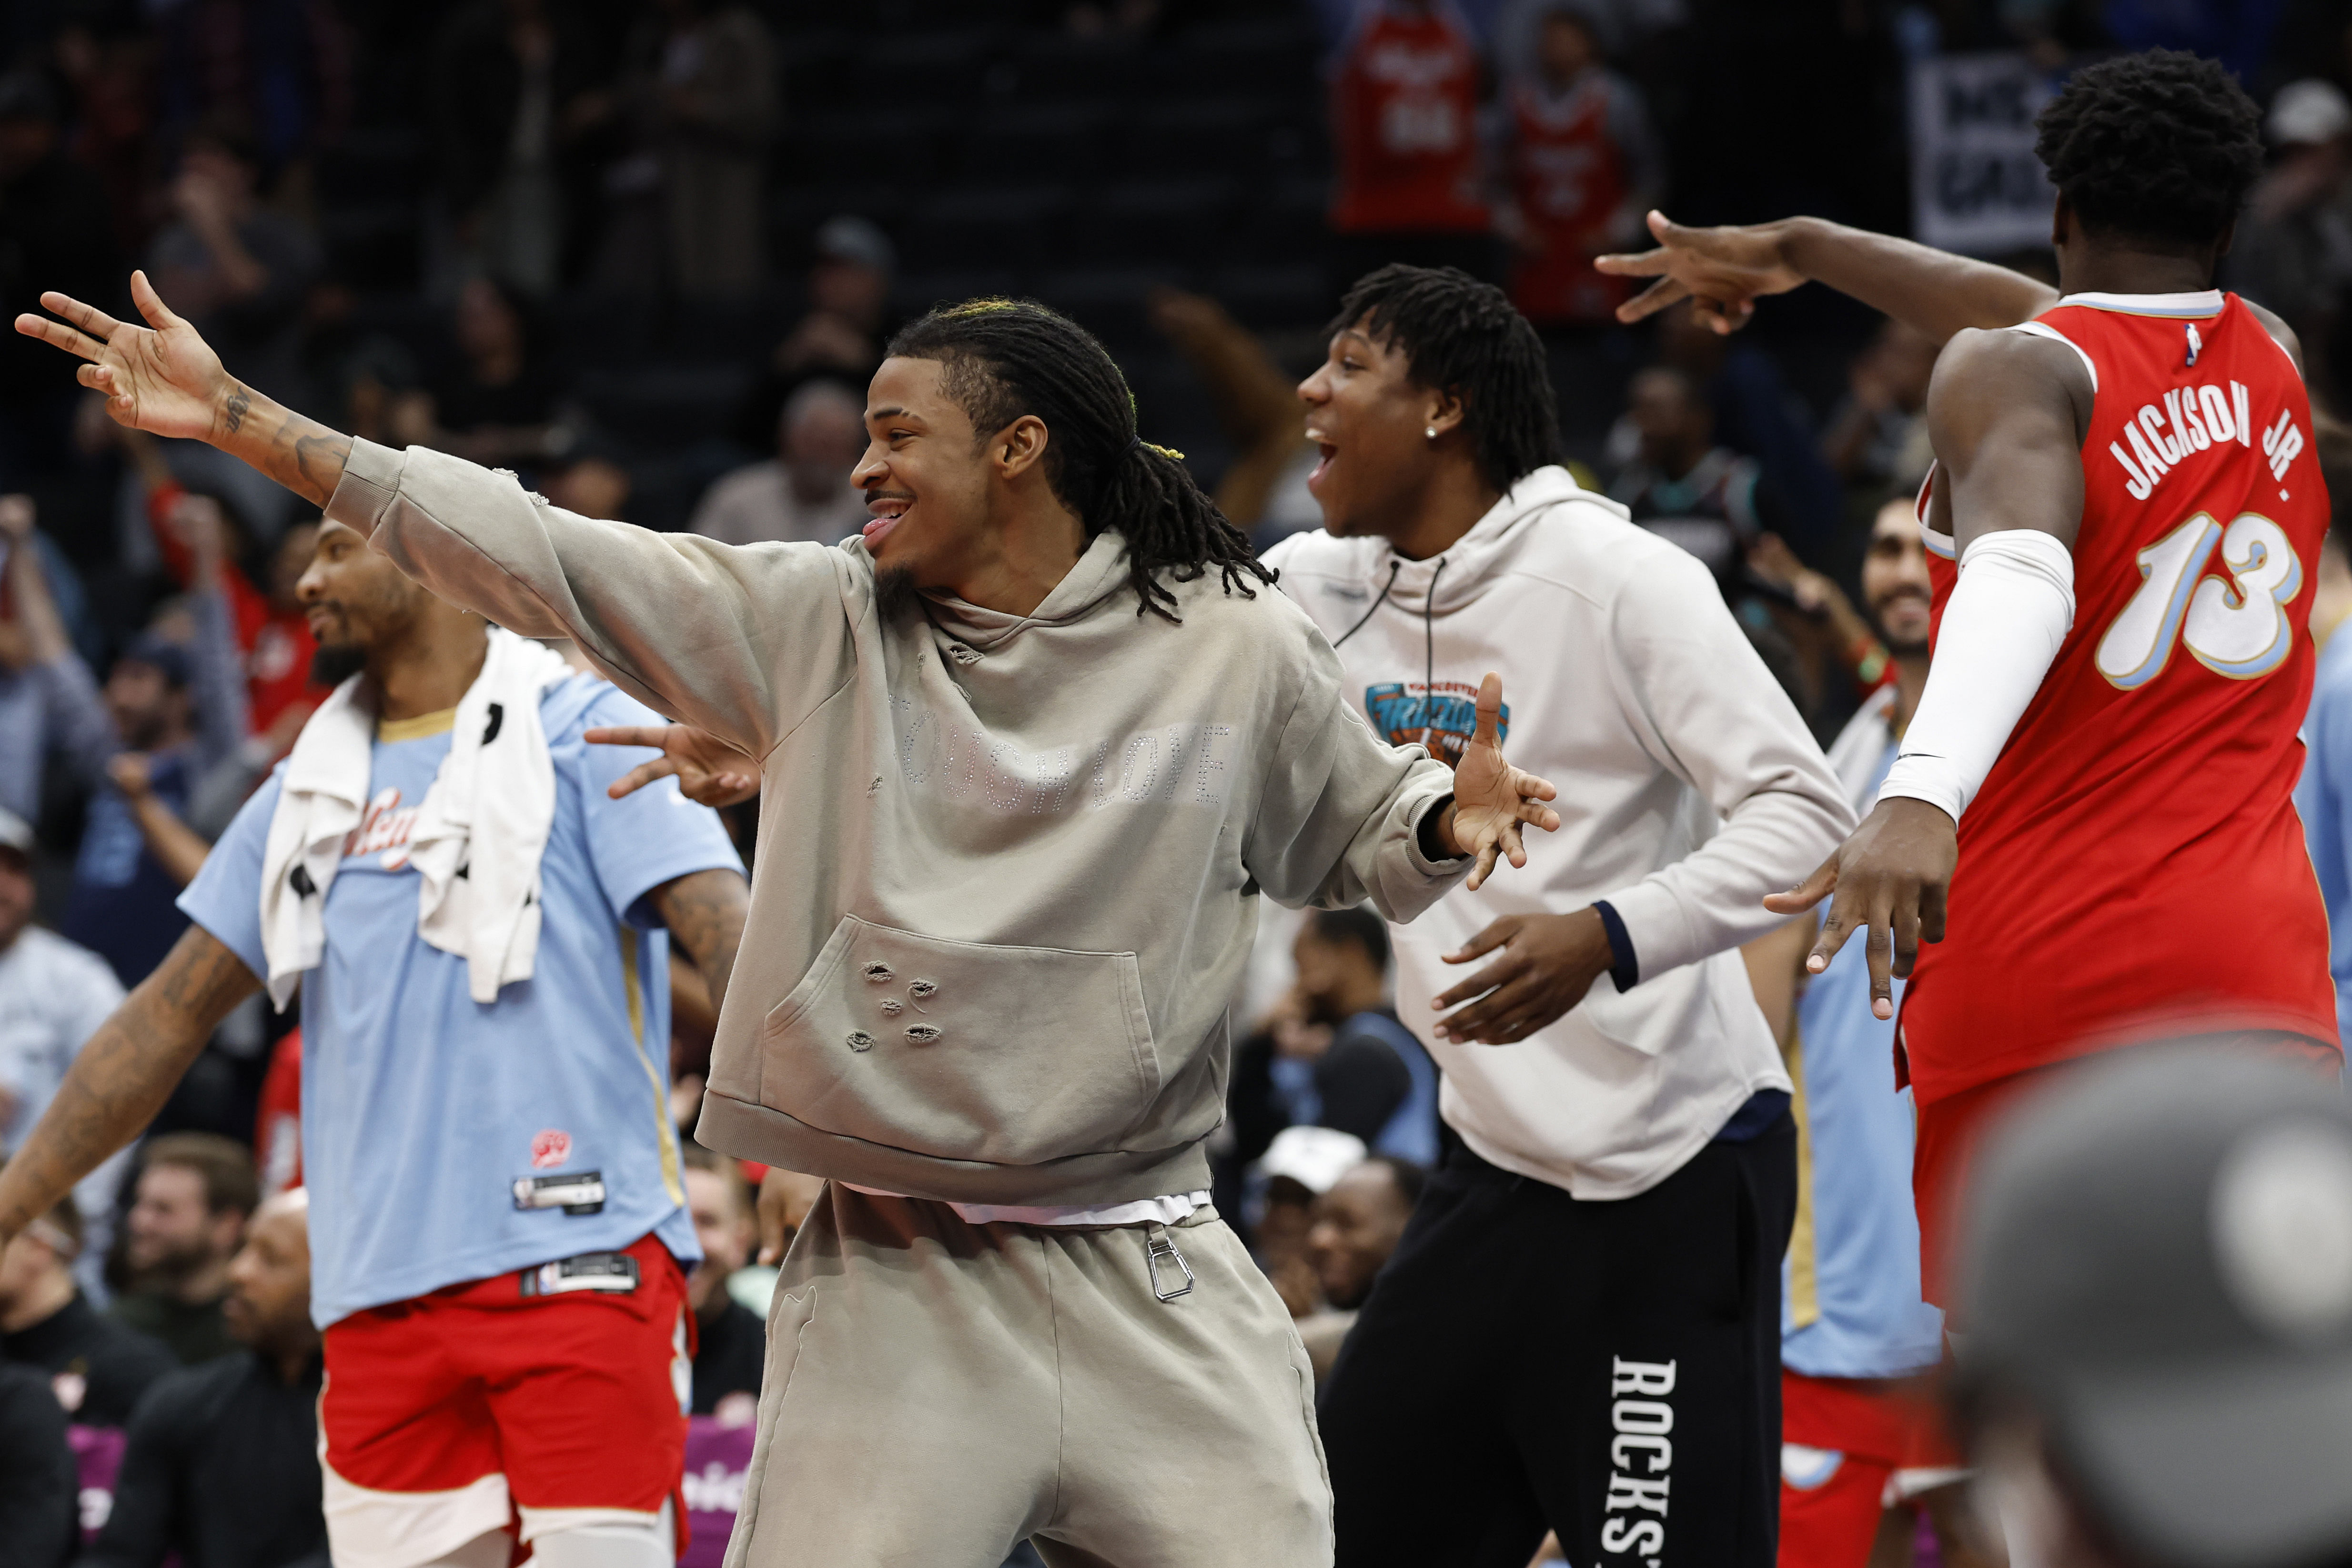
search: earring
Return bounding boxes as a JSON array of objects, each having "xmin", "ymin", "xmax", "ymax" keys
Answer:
[{"xmin": 1425, "ymin": 426, "xmax": 1438, "ymax": 440}]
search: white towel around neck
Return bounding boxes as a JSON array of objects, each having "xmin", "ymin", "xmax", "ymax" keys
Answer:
[{"xmin": 259, "ymin": 627, "xmax": 577, "ymax": 1006}]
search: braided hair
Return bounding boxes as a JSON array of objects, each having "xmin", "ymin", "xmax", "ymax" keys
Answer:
[{"xmin": 885, "ymin": 298, "xmax": 1273, "ymax": 622}]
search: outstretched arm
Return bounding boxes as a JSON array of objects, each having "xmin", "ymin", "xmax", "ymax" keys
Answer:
[
  {"xmin": 20, "ymin": 273, "xmax": 850, "ymax": 762},
  {"xmin": 1595, "ymin": 212, "xmax": 2060, "ymax": 344},
  {"xmin": 0, "ymin": 924, "xmax": 259, "ymax": 1243},
  {"xmin": 1762, "ymin": 330, "xmax": 2087, "ymax": 1017}
]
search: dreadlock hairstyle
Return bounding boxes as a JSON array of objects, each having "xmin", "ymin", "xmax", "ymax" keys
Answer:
[
  {"xmin": 1328, "ymin": 265, "xmax": 1560, "ymax": 495},
  {"xmin": 884, "ymin": 298, "xmax": 1273, "ymax": 623},
  {"xmin": 2034, "ymin": 50, "xmax": 2263, "ymax": 253}
]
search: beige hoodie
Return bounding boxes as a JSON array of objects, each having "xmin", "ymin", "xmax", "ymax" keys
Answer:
[{"xmin": 328, "ymin": 439, "xmax": 1468, "ymax": 1205}]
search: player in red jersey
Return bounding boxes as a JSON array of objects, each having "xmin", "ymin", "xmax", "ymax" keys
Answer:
[{"xmin": 1598, "ymin": 49, "xmax": 2339, "ymax": 1304}]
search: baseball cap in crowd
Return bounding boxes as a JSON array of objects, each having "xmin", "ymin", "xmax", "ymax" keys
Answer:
[
  {"xmin": 2269, "ymin": 79, "xmax": 2352, "ymax": 149},
  {"xmin": 1258, "ymin": 1126, "xmax": 1370, "ymax": 1197},
  {"xmin": 117, "ymin": 633, "xmax": 192, "ymax": 689},
  {"xmin": 1957, "ymin": 1045, "xmax": 2352, "ymax": 1568},
  {"xmin": 814, "ymin": 215, "xmax": 896, "ymax": 276},
  {"xmin": 0, "ymin": 807, "xmax": 32, "ymax": 861}
]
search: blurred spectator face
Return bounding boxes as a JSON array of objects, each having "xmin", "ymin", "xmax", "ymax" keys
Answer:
[
  {"xmin": 222, "ymin": 1194, "xmax": 312, "ymax": 1354},
  {"xmin": 1290, "ymin": 926, "xmax": 1379, "ymax": 1027},
  {"xmin": 1537, "ymin": 13, "xmax": 1598, "ymax": 86},
  {"xmin": 810, "ymin": 260, "xmax": 889, "ymax": 332},
  {"xmin": 454, "ymin": 277, "xmax": 525, "ymax": 367},
  {"xmin": 0, "ymin": 1226, "xmax": 68, "ymax": 1321},
  {"xmin": 684, "ymin": 1165, "xmax": 755, "ymax": 1316},
  {"xmin": 268, "ymin": 523, "xmax": 321, "ymax": 612},
  {"xmin": 1306, "ymin": 1162, "xmax": 1415, "ymax": 1311},
  {"xmin": 104, "ymin": 658, "xmax": 191, "ymax": 751},
  {"xmin": 177, "ymin": 138, "xmax": 258, "ymax": 212},
  {"xmin": 0, "ymin": 111, "xmax": 55, "ymax": 182},
  {"xmin": 1300, "ymin": 318, "xmax": 1455, "ymax": 541},
  {"xmin": 782, "ymin": 383, "xmax": 870, "ymax": 506},
  {"xmin": 298, "ymin": 521, "xmax": 437, "ymax": 658},
  {"xmin": 0, "ymin": 845, "xmax": 32, "ymax": 953},
  {"xmin": 545, "ymin": 458, "xmax": 632, "ymax": 521},
  {"xmin": 1628, "ymin": 366, "xmax": 1710, "ymax": 476},
  {"xmin": 125, "ymin": 1161, "xmax": 246, "ymax": 1279},
  {"xmin": 1860, "ymin": 322, "xmax": 1938, "ymax": 415},
  {"xmin": 1861, "ymin": 497, "xmax": 1933, "ymax": 655}
]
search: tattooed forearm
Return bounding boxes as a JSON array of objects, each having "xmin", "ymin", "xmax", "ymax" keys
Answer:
[
  {"xmin": 209, "ymin": 384, "xmax": 352, "ymax": 508},
  {"xmin": 652, "ymin": 868, "xmax": 750, "ymax": 1018},
  {"xmin": 0, "ymin": 926, "xmax": 258, "ymax": 1241}
]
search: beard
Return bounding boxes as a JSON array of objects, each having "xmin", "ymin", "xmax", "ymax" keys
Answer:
[
  {"xmin": 310, "ymin": 642, "xmax": 368, "ymax": 688},
  {"xmin": 874, "ymin": 564, "xmax": 925, "ymax": 625}
]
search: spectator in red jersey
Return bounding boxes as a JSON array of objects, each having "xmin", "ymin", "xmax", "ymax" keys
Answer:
[
  {"xmin": 1494, "ymin": 3, "xmax": 1663, "ymax": 328},
  {"xmin": 120, "ymin": 442, "xmax": 321, "ymax": 745},
  {"xmin": 1319, "ymin": 0, "xmax": 1498, "ymax": 291}
]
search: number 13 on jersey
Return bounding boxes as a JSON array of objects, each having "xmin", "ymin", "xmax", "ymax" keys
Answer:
[{"xmin": 2094, "ymin": 512, "xmax": 2303, "ymax": 688}]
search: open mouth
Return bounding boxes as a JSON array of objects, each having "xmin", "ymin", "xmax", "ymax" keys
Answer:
[
  {"xmin": 863, "ymin": 496, "xmax": 910, "ymax": 548},
  {"xmin": 1307, "ymin": 441, "xmax": 1337, "ymax": 493}
]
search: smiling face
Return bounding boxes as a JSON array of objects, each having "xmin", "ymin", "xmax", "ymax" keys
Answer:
[
  {"xmin": 853, "ymin": 355, "xmax": 1004, "ymax": 590},
  {"xmin": 1298, "ymin": 318, "xmax": 1456, "ymax": 541},
  {"xmin": 1862, "ymin": 496, "xmax": 1934, "ymax": 655}
]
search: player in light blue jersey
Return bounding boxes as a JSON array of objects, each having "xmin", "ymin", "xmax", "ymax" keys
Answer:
[
  {"xmin": 0, "ymin": 518, "xmax": 747, "ymax": 1568},
  {"xmin": 1746, "ymin": 499, "xmax": 1983, "ymax": 1568}
]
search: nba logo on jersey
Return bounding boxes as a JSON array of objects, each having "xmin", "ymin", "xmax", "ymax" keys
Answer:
[{"xmin": 531, "ymin": 1129, "xmax": 573, "ymax": 1170}]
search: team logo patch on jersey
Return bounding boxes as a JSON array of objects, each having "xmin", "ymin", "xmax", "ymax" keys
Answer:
[
  {"xmin": 1364, "ymin": 681, "xmax": 1508, "ymax": 768},
  {"xmin": 531, "ymin": 1129, "xmax": 573, "ymax": 1170}
]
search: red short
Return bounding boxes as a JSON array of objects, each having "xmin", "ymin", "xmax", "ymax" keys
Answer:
[
  {"xmin": 1777, "ymin": 1369, "xmax": 1963, "ymax": 1568},
  {"xmin": 320, "ymin": 1232, "xmax": 693, "ymax": 1568},
  {"xmin": 1913, "ymin": 1033, "xmax": 2343, "ymax": 1309}
]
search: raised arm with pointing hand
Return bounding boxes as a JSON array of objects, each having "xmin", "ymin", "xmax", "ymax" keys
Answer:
[{"xmin": 15, "ymin": 272, "xmax": 353, "ymax": 503}]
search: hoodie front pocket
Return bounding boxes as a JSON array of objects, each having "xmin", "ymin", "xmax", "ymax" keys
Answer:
[{"xmin": 759, "ymin": 915, "xmax": 1164, "ymax": 1165}]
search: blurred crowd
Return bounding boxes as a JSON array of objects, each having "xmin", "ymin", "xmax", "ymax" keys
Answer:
[{"xmin": 7, "ymin": 0, "xmax": 2352, "ymax": 1566}]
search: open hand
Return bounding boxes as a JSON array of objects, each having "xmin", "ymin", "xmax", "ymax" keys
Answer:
[
  {"xmin": 584, "ymin": 723, "xmax": 761, "ymax": 808},
  {"xmin": 1594, "ymin": 211, "xmax": 1807, "ymax": 334},
  {"xmin": 1762, "ymin": 796, "xmax": 1957, "ymax": 1020},
  {"xmin": 1441, "ymin": 672, "xmax": 1561, "ymax": 891},
  {"xmin": 15, "ymin": 272, "xmax": 232, "ymax": 443},
  {"xmin": 1431, "ymin": 908, "xmax": 1615, "ymax": 1044}
]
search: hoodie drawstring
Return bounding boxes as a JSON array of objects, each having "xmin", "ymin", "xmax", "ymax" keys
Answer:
[
  {"xmin": 1421, "ymin": 557, "xmax": 1448, "ymax": 752},
  {"xmin": 1332, "ymin": 559, "xmax": 1403, "ymax": 649}
]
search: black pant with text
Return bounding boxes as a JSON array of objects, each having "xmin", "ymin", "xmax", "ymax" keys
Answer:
[{"xmin": 1319, "ymin": 1122, "xmax": 1796, "ymax": 1568}]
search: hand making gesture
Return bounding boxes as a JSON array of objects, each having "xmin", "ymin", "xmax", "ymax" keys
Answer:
[
  {"xmin": 1432, "ymin": 672, "xmax": 1561, "ymax": 892},
  {"xmin": 586, "ymin": 724, "xmax": 763, "ymax": 809},
  {"xmin": 1593, "ymin": 210, "xmax": 1807, "ymax": 334},
  {"xmin": 16, "ymin": 272, "xmax": 353, "ymax": 505}
]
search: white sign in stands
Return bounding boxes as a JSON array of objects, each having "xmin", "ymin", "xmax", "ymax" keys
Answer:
[{"xmin": 1909, "ymin": 51, "xmax": 2059, "ymax": 256}]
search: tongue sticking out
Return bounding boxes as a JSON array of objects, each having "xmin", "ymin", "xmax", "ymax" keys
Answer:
[{"xmin": 862, "ymin": 512, "xmax": 901, "ymax": 547}]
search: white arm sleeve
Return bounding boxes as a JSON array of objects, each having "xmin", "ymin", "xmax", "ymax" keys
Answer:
[{"xmin": 1876, "ymin": 528, "xmax": 2075, "ymax": 821}]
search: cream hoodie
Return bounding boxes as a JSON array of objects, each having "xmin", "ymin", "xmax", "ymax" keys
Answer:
[
  {"xmin": 327, "ymin": 439, "xmax": 1469, "ymax": 1205},
  {"xmin": 1264, "ymin": 466, "xmax": 1853, "ymax": 1198}
]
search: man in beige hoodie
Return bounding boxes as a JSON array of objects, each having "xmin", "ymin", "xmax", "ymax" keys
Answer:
[{"xmin": 9, "ymin": 280, "xmax": 1562, "ymax": 1566}]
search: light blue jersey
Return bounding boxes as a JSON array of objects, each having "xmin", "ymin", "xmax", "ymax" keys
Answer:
[
  {"xmin": 2297, "ymin": 629, "xmax": 2352, "ymax": 1045},
  {"xmin": 1780, "ymin": 717, "xmax": 1945, "ymax": 1380},
  {"xmin": 181, "ymin": 675, "xmax": 742, "ymax": 1326}
]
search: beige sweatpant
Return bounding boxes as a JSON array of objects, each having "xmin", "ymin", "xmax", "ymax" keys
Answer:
[{"xmin": 722, "ymin": 1184, "xmax": 1333, "ymax": 1568}]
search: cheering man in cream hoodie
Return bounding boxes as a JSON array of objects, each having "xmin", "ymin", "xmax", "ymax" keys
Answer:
[
  {"xmin": 10, "ymin": 279, "xmax": 1563, "ymax": 1568},
  {"xmin": 1265, "ymin": 265, "xmax": 1852, "ymax": 1568}
]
